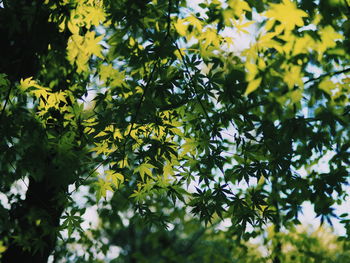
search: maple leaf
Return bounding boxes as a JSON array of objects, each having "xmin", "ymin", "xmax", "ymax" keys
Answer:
[
  {"xmin": 233, "ymin": 19, "xmax": 255, "ymax": 34},
  {"xmin": 20, "ymin": 77, "xmax": 36, "ymax": 91},
  {"xmin": 134, "ymin": 163, "xmax": 156, "ymax": 181},
  {"xmin": 317, "ymin": 25, "xmax": 344, "ymax": 54},
  {"xmin": 228, "ymin": 0, "xmax": 251, "ymax": 16},
  {"xmin": 174, "ymin": 19, "xmax": 187, "ymax": 36},
  {"xmin": 106, "ymin": 170, "xmax": 124, "ymax": 188},
  {"xmin": 95, "ymin": 178, "xmax": 113, "ymax": 201},
  {"xmin": 265, "ymin": 0, "xmax": 308, "ymax": 31},
  {"xmin": 245, "ymin": 77, "xmax": 262, "ymax": 96},
  {"xmin": 86, "ymin": 6, "xmax": 106, "ymax": 27},
  {"xmin": 84, "ymin": 31, "xmax": 104, "ymax": 58}
]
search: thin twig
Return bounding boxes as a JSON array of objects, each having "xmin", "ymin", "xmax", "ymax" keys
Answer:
[
  {"xmin": 304, "ymin": 67, "xmax": 350, "ymax": 84},
  {"xmin": 0, "ymin": 84, "xmax": 12, "ymax": 121},
  {"xmin": 166, "ymin": 0, "xmax": 172, "ymax": 38}
]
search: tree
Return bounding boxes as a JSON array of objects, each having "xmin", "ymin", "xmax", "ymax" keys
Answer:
[{"xmin": 0, "ymin": 0, "xmax": 349, "ymax": 262}]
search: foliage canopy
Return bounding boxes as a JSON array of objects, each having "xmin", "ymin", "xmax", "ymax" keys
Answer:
[{"xmin": 0, "ymin": 0, "xmax": 349, "ymax": 262}]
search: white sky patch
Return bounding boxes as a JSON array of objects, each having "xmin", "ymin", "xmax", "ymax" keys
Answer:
[
  {"xmin": 0, "ymin": 178, "xmax": 29, "ymax": 209},
  {"xmin": 81, "ymin": 205, "xmax": 100, "ymax": 230}
]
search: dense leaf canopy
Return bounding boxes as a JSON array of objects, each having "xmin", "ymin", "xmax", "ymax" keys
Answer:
[{"xmin": 0, "ymin": 0, "xmax": 349, "ymax": 262}]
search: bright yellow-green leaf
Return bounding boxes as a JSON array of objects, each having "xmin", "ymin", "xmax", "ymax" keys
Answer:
[
  {"xmin": 67, "ymin": 20, "xmax": 80, "ymax": 35},
  {"xmin": 84, "ymin": 31, "xmax": 104, "ymax": 58},
  {"xmin": 95, "ymin": 178, "xmax": 113, "ymax": 201},
  {"xmin": 20, "ymin": 77, "xmax": 36, "ymax": 91},
  {"xmin": 265, "ymin": 0, "xmax": 308, "ymax": 31},
  {"xmin": 200, "ymin": 29, "xmax": 220, "ymax": 49},
  {"xmin": 228, "ymin": 0, "xmax": 251, "ymax": 16},
  {"xmin": 156, "ymin": 174, "xmax": 171, "ymax": 188},
  {"xmin": 319, "ymin": 78, "xmax": 337, "ymax": 96},
  {"xmin": 317, "ymin": 25, "xmax": 344, "ymax": 56},
  {"xmin": 99, "ymin": 64, "xmax": 126, "ymax": 87},
  {"xmin": 283, "ymin": 65, "xmax": 303, "ymax": 89},
  {"xmin": 90, "ymin": 141, "xmax": 116, "ymax": 155},
  {"xmin": 67, "ymin": 34, "xmax": 84, "ymax": 66},
  {"xmin": 293, "ymin": 34, "xmax": 316, "ymax": 55},
  {"xmin": 130, "ymin": 184, "xmax": 146, "ymax": 202},
  {"xmin": 94, "ymin": 131, "xmax": 108, "ymax": 138},
  {"xmin": 184, "ymin": 16, "xmax": 203, "ymax": 32},
  {"xmin": 134, "ymin": 163, "xmax": 156, "ymax": 181},
  {"xmin": 99, "ymin": 64, "xmax": 115, "ymax": 82},
  {"xmin": 0, "ymin": 241, "xmax": 6, "ymax": 254},
  {"xmin": 244, "ymin": 77, "xmax": 262, "ymax": 96},
  {"xmin": 174, "ymin": 48, "xmax": 185, "ymax": 60},
  {"xmin": 174, "ymin": 19, "xmax": 187, "ymax": 36},
  {"xmin": 255, "ymin": 32, "xmax": 282, "ymax": 52},
  {"xmin": 245, "ymin": 62, "xmax": 259, "ymax": 81},
  {"xmin": 290, "ymin": 89, "xmax": 303, "ymax": 103},
  {"xmin": 106, "ymin": 170, "xmax": 124, "ymax": 188},
  {"xmin": 163, "ymin": 162, "xmax": 175, "ymax": 177},
  {"xmin": 233, "ymin": 19, "xmax": 255, "ymax": 34},
  {"xmin": 113, "ymin": 128, "xmax": 123, "ymax": 140},
  {"xmin": 85, "ymin": 6, "xmax": 106, "ymax": 27},
  {"xmin": 181, "ymin": 138, "xmax": 198, "ymax": 156}
]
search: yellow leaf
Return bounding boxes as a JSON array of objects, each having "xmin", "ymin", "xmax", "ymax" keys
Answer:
[
  {"xmin": 228, "ymin": 0, "xmax": 251, "ymax": 16},
  {"xmin": 174, "ymin": 48, "xmax": 185, "ymax": 60},
  {"xmin": 233, "ymin": 18, "xmax": 255, "ymax": 34},
  {"xmin": 67, "ymin": 20, "xmax": 80, "ymax": 35},
  {"xmin": 99, "ymin": 64, "xmax": 115, "ymax": 82},
  {"xmin": 245, "ymin": 62, "xmax": 259, "ymax": 81},
  {"xmin": 113, "ymin": 128, "xmax": 123, "ymax": 140},
  {"xmin": 106, "ymin": 170, "xmax": 124, "ymax": 188},
  {"xmin": 0, "ymin": 241, "xmax": 6, "ymax": 254},
  {"xmin": 265, "ymin": 0, "xmax": 308, "ymax": 31},
  {"xmin": 260, "ymin": 33, "xmax": 284, "ymax": 53},
  {"xmin": 95, "ymin": 178, "xmax": 113, "ymax": 201},
  {"xmin": 84, "ymin": 31, "xmax": 104, "ymax": 58},
  {"xmin": 55, "ymin": 92, "xmax": 68, "ymax": 104},
  {"xmin": 163, "ymin": 162, "xmax": 175, "ymax": 177},
  {"xmin": 293, "ymin": 34, "xmax": 316, "ymax": 55},
  {"xmin": 157, "ymin": 174, "xmax": 171, "ymax": 188},
  {"xmin": 85, "ymin": 6, "xmax": 105, "ymax": 26},
  {"xmin": 174, "ymin": 19, "xmax": 187, "ymax": 36},
  {"xmin": 184, "ymin": 16, "xmax": 203, "ymax": 32},
  {"xmin": 20, "ymin": 77, "xmax": 36, "ymax": 91},
  {"xmin": 290, "ymin": 89, "xmax": 302, "ymax": 103},
  {"xmin": 317, "ymin": 26, "xmax": 344, "ymax": 56},
  {"xmin": 244, "ymin": 77, "xmax": 262, "ymax": 96},
  {"xmin": 181, "ymin": 138, "xmax": 197, "ymax": 156},
  {"xmin": 319, "ymin": 78, "xmax": 337, "ymax": 96},
  {"xmin": 94, "ymin": 131, "xmax": 108, "ymax": 138},
  {"xmin": 201, "ymin": 29, "xmax": 220, "ymax": 49},
  {"xmin": 134, "ymin": 163, "xmax": 156, "ymax": 181},
  {"xmin": 67, "ymin": 34, "xmax": 84, "ymax": 63},
  {"xmin": 283, "ymin": 65, "xmax": 303, "ymax": 89},
  {"xmin": 99, "ymin": 64, "xmax": 125, "ymax": 86}
]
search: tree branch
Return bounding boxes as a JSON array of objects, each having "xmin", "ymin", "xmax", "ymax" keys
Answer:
[
  {"xmin": 166, "ymin": 0, "xmax": 172, "ymax": 38},
  {"xmin": 0, "ymin": 83, "xmax": 12, "ymax": 121},
  {"xmin": 304, "ymin": 67, "xmax": 350, "ymax": 84}
]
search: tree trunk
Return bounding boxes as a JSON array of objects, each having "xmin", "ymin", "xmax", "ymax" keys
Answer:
[
  {"xmin": 0, "ymin": 0, "xmax": 78, "ymax": 262},
  {"xmin": 3, "ymin": 177, "xmax": 67, "ymax": 263}
]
